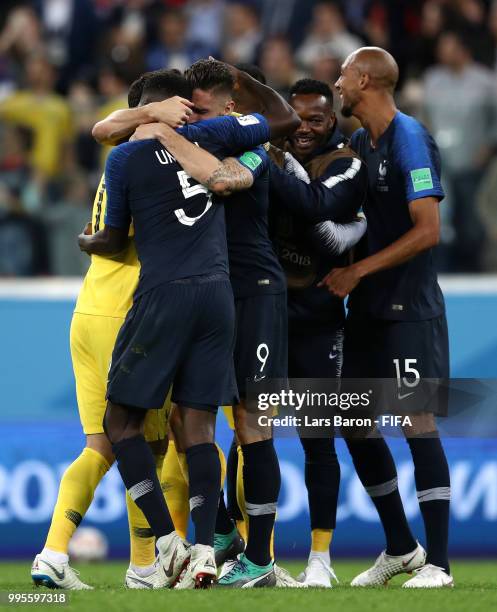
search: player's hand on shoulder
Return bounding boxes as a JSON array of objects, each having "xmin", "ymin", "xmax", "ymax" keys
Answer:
[
  {"xmin": 131, "ymin": 122, "xmax": 172, "ymax": 142},
  {"xmin": 148, "ymin": 96, "xmax": 193, "ymax": 128},
  {"xmin": 318, "ymin": 264, "xmax": 362, "ymax": 298}
]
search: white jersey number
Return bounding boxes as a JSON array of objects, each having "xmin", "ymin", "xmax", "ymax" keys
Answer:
[
  {"xmin": 257, "ymin": 343, "xmax": 269, "ymax": 372},
  {"xmin": 393, "ymin": 358, "xmax": 420, "ymax": 400},
  {"xmin": 174, "ymin": 170, "xmax": 212, "ymax": 227}
]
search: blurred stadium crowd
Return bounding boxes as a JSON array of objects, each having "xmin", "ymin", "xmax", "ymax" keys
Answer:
[{"xmin": 1, "ymin": 0, "xmax": 497, "ymax": 276}]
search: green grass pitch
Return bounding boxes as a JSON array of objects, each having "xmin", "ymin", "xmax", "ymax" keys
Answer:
[{"xmin": 1, "ymin": 560, "xmax": 496, "ymax": 612}]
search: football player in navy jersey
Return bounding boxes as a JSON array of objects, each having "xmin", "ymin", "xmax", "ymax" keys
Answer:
[
  {"xmin": 188, "ymin": 61, "xmax": 287, "ymax": 589},
  {"xmin": 79, "ymin": 69, "xmax": 299, "ymax": 589},
  {"xmin": 139, "ymin": 61, "xmax": 292, "ymax": 588},
  {"xmin": 268, "ymin": 79, "xmax": 368, "ymax": 587},
  {"xmin": 320, "ymin": 47, "xmax": 453, "ymax": 588}
]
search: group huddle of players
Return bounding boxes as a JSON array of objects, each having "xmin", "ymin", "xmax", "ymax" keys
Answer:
[{"xmin": 30, "ymin": 46, "xmax": 454, "ymax": 591}]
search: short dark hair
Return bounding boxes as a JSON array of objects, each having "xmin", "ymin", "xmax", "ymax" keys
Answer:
[
  {"xmin": 235, "ymin": 63, "xmax": 266, "ymax": 85},
  {"xmin": 185, "ymin": 59, "xmax": 235, "ymax": 96},
  {"xmin": 128, "ymin": 73, "xmax": 147, "ymax": 108},
  {"xmin": 128, "ymin": 69, "xmax": 192, "ymax": 108},
  {"xmin": 141, "ymin": 69, "xmax": 192, "ymax": 103},
  {"xmin": 289, "ymin": 78, "xmax": 334, "ymax": 106}
]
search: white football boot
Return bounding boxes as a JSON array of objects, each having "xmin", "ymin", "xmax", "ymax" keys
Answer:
[
  {"xmin": 31, "ymin": 554, "xmax": 92, "ymax": 590},
  {"xmin": 274, "ymin": 563, "xmax": 305, "ymax": 588},
  {"xmin": 297, "ymin": 557, "xmax": 338, "ymax": 588},
  {"xmin": 402, "ymin": 564, "xmax": 454, "ymax": 588},
  {"xmin": 175, "ymin": 544, "xmax": 217, "ymax": 589},
  {"xmin": 156, "ymin": 532, "xmax": 191, "ymax": 587},
  {"xmin": 351, "ymin": 542, "xmax": 426, "ymax": 586},
  {"xmin": 125, "ymin": 561, "xmax": 168, "ymax": 589},
  {"xmin": 219, "ymin": 557, "xmax": 238, "ymax": 579}
]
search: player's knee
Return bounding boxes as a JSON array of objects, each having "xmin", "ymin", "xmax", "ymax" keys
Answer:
[
  {"xmin": 86, "ymin": 433, "xmax": 115, "ymax": 465},
  {"xmin": 402, "ymin": 412, "xmax": 437, "ymax": 437},
  {"xmin": 102, "ymin": 405, "xmax": 116, "ymax": 443},
  {"xmin": 103, "ymin": 401, "xmax": 144, "ymax": 444},
  {"xmin": 299, "ymin": 436, "xmax": 338, "ymax": 464},
  {"xmin": 182, "ymin": 427, "xmax": 214, "ymax": 448},
  {"xmin": 341, "ymin": 421, "xmax": 376, "ymax": 440},
  {"xmin": 102, "ymin": 402, "xmax": 128, "ymax": 444},
  {"xmin": 233, "ymin": 405, "xmax": 271, "ymax": 445},
  {"xmin": 175, "ymin": 406, "xmax": 216, "ymax": 449},
  {"xmin": 168, "ymin": 404, "xmax": 183, "ymax": 443}
]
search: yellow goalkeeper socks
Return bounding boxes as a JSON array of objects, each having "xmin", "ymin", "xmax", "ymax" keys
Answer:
[
  {"xmin": 161, "ymin": 441, "xmax": 189, "ymax": 539},
  {"xmin": 218, "ymin": 443, "xmax": 227, "ymax": 489},
  {"xmin": 311, "ymin": 528, "xmax": 333, "ymax": 553},
  {"xmin": 236, "ymin": 519, "xmax": 248, "ymax": 543},
  {"xmin": 45, "ymin": 447, "xmax": 110, "ymax": 554}
]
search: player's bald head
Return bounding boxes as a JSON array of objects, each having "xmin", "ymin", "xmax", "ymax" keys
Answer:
[
  {"xmin": 335, "ymin": 46, "xmax": 399, "ymax": 118},
  {"xmin": 346, "ymin": 47, "xmax": 399, "ymax": 93}
]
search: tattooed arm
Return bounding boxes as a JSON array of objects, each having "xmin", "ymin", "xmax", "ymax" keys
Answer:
[
  {"xmin": 204, "ymin": 157, "xmax": 254, "ymax": 196},
  {"xmin": 131, "ymin": 122, "xmax": 256, "ymax": 196}
]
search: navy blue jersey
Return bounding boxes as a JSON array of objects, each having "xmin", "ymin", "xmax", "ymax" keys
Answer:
[
  {"xmin": 348, "ymin": 111, "xmax": 445, "ymax": 321},
  {"xmin": 225, "ymin": 149, "xmax": 286, "ymax": 298},
  {"xmin": 269, "ymin": 128, "xmax": 367, "ymax": 328},
  {"xmin": 104, "ymin": 114, "xmax": 270, "ymax": 296}
]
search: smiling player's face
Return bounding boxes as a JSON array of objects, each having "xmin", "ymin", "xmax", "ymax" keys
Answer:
[
  {"xmin": 335, "ymin": 57, "xmax": 362, "ymax": 118},
  {"xmin": 189, "ymin": 88, "xmax": 235, "ymax": 122},
  {"xmin": 288, "ymin": 93, "xmax": 335, "ymax": 162}
]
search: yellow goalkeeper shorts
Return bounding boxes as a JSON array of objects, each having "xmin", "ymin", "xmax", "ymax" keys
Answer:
[{"xmin": 70, "ymin": 312, "xmax": 169, "ymax": 440}]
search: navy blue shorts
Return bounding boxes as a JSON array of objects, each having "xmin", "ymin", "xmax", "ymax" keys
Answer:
[
  {"xmin": 234, "ymin": 292, "xmax": 288, "ymax": 398},
  {"xmin": 107, "ymin": 276, "xmax": 238, "ymax": 411},
  {"xmin": 288, "ymin": 324, "xmax": 344, "ymax": 379},
  {"xmin": 342, "ymin": 313, "xmax": 449, "ymax": 379},
  {"xmin": 342, "ymin": 313, "xmax": 449, "ymax": 416}
]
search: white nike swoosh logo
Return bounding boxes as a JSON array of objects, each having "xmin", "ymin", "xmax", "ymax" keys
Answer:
[
  {"xmin": 43, "ymin": 560, "xmax": 65, "ymax": 580},
  {"xmin": 329, "ymin": 353, "xmax": 337, "ymax": 359},
  {"xmin": 130, "ymin": 576, "xmax": 154, "ymax": 588},
  {"xmin": 253, "ymin": 375, "xmax": 266, "ymax": 382},
  {"xmin": 398, "ymin": 391, "xmax": 414, "ymax": 400}
]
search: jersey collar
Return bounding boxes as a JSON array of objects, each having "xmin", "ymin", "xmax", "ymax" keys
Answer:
[{"xmin": 371, "ymin": 111, "xmax": 400, "ymax": 151}]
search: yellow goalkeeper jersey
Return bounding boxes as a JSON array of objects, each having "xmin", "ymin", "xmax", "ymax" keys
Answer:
[{"xmin": 74, "ymin": 173, "xmax": 139, "ymax": 318}]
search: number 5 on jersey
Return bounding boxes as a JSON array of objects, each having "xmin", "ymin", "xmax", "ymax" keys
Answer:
[{"xmin": 174, "ymin": 170, "xmax": 212, "ymax": 226}]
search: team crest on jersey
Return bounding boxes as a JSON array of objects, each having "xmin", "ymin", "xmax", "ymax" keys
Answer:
[{"xmin": 377, "ymin": 160, "xmax": 389, "ymax": 192}]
